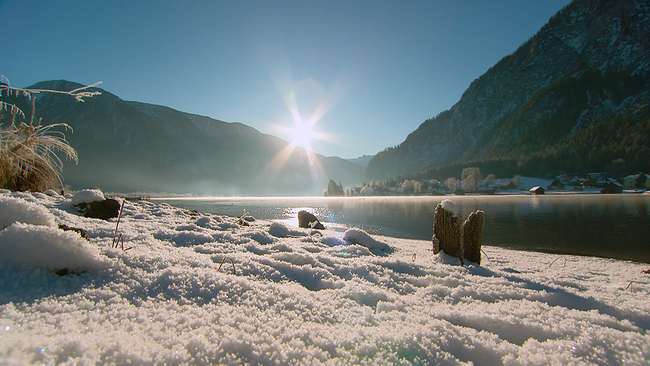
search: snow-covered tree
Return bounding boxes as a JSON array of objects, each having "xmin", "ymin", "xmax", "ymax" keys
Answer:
[
  {"xmin": 513, "ymin": 174, "xmax": 524, "ymax": 189},
  {"xmin": 360, "ymin": 186, "xmax": 374, "ymax": 196},
  {"xmin": 445, "ymin": 177, "xmax": 459, "ymax": 191},
  {"xmin": 413, "ymin": 181, "xmax": 422, "ymax": 194},
  {"xmin": 324, "ymin": 179, "xmax": 344, "ymax": 196},
  {"xmin": 461, "ymin": 167, "xmax": 482, "ymax": 192},
  {"xmin": 484, "ymin": 173, "xmax": 496, "ymax": 186},
  {"xmin": 402, "ymin": 180, "xmax": 414, "ymax": 192}
]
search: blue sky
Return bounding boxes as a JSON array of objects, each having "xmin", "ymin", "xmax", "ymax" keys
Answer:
[{"xmin": 1, "ymin": 0, "xmax": 570, "ymax": 159}]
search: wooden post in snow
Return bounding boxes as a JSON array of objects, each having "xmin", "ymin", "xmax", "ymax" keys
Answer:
[
  {"xmin": 462, "ymin": 210, "xmax": 485, "ymax": 265},
  {"xmin": 432, "ymin": 202, "xmax": 463, "ymax": 258},
  {"xmin": 432, "ymin": 200, "xmax": 485, "ymax": 265}
]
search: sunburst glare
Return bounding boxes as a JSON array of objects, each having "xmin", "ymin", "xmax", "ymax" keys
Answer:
[{"xmin": 289, "ymin": 120, "xmax": 315, "ymax": 150}]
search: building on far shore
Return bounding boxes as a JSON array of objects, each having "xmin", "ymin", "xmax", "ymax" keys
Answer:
[
  {"xmin": 529, "ymin": 186, "xmax": 545, "ymax": 195},
  {"xmin": 623, "ymin": 173, "xmax": 650, "ymax": 189}
]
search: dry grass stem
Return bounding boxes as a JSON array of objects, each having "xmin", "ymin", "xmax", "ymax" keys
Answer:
[
  {"xmin": 112, "ymin": 199, "xmax": 125, "ymax": 246},
  {"xmin": 548, "ymin": 257, "xmax": 567, "ymax": 268},
  {"xmin": 110, "ymin": 200, "xmax": 132, "ymax": 251},
  {"xmin": 217, "ymin": 257, "xmax": 237, "ymax": 275}
]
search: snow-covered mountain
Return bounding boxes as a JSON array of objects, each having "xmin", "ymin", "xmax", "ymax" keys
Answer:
[
  {"xmin": 14, "ymin": 80, "xmax": 363, "ymax": 195},
  {"xmin": 366, "ymin": 0, "xmax": 650, "ymax": 181}
]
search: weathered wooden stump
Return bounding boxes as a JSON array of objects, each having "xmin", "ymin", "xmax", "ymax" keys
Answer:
[
  {"xmin": 432, "ymin": 200, "xmax": 485, "ymax": 265},
  {"xmin": 462, "ymin": 210, "xmax": 485, "ymax": 265},
  {"xmin": 432, "ymin": 203, "xmax": 462, "ymax": 258}
]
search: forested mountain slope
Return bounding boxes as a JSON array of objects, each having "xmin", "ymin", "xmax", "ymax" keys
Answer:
[{"xmin": 366, "ymin": 0, "xmax": 650, "ymax": 180}]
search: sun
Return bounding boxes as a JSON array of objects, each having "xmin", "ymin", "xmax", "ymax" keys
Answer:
[{"xmin": 289, "ymin": 121, "xmax": 315, "ymax": 150}]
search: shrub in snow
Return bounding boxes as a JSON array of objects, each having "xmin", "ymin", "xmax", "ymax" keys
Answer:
[
  {"xmin": 0, "ymin": 195, "xmax": 56, "ymax": 229},
  {"xmin": 0, "ymin": 79, "xmax": 101, "ymax": 193},
  {"xmin": 71, "ymin": 189, "xmax": 105, "ymax": 205},
  {"xmin": 0, "ymin": 222, "xmax": 109, "ymax": 272}
]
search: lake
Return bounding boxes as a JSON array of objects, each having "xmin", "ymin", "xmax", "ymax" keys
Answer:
[{"xmin": 154, "ymin": 194, "xmax": 650, "ymax": 264}]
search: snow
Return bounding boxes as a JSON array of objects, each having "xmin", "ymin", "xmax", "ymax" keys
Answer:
[
  {"xmin": 440, "ymin": 199, "xmax": 460, "ymax": 217},
  {"xmin": 0, "ymin": 190, "xmax": 649, "ymax": 364},
  {"xmin": 0, "ymin": 223, "xmax": 109, "ymax": 272},
  {"xmin": 0, "ymin": 196, "xmax": 56, "ymax": 229},
  {"xmin": 70, "ymin": 189, "xmax": 106, "ymax": 205},
  {"xmin": 343, "ymin": 228, "xmax": 389, "ymax": 252}
]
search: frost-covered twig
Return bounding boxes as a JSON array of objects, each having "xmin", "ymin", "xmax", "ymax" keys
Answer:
[
  {"xmin": 237, "ymin": 210, "xmax": 250, "ymax": 226},
  {"xmin": 0, "ymin": 79, "xmax": 102, "ymax": 103}
]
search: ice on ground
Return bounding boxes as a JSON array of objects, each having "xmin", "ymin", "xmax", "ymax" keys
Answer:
[
  {"xmin": 0, "ymin": 190, "xmax": 648, "ymax": 365},
  {"xmin": 71, "ymin": 189, "xmax": 106, "ymax": 205}
]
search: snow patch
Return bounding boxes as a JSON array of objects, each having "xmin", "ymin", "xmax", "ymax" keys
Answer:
[
  {"xmin": 43, "ymin": 189, "xmax": 60, "ymax": 197},
  {"xmin": 0, "ymin": 196, "xmax": 56, "ymax": 229},
  {"xmin": 0, "ymin": 222, "xmax": 109, "ymax": 271},
  {"xmin": 440, "ymin": 199, "xmax": 460, "ymax": 217},
  {"xmin": 343, "ymin": 228, "xmax": 388, "ymax": 251},
  {"xmin": 71, "ymin": 189, "xmax": 106, "ymax": 205}
]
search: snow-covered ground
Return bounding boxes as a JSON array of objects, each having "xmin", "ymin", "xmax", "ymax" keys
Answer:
[{"xmin": 0, "ymin": 190, "xmax": 649, "ymax": 365}]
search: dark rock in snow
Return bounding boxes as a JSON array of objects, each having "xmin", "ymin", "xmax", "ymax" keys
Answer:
[
  {"xmin": 298, "ymin": 210, "xmax": 325, "ymax": 230},
  {"xmin": 76, "ymin": 199, "xmax": 121, "ymax": 219}
]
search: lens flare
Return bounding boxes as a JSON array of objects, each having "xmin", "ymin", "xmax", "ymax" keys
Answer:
[{"xmin": 289, "ymin": 121, "xmax": 315, "ymax": 150}]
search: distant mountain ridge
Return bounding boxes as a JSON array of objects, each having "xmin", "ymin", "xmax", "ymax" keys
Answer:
[
  {"xmin": 346, "ymin": 155, "xmax": 375, "ymax": 167},
  {"xmin": 366, "ymin": 0, "xmax": 650, "ymax": 181},
  {"xmin": 4, "ymin": 80, "xmax": 363, "ymax": 195}
]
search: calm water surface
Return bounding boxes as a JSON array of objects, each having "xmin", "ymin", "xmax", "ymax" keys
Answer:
[{"xmin": 155, "ymin": 195, "xmax": 650, "ymax": 263}]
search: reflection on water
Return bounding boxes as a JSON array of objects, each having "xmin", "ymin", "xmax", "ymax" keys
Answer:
[{"xmin": 155, "ymin": 195, "xmax": 650, "ymax": 263}]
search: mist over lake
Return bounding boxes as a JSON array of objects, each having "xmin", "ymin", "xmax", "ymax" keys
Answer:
[{"xmin": 155, "ymin": 194, "xmax": 650, "ymax": 264}]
